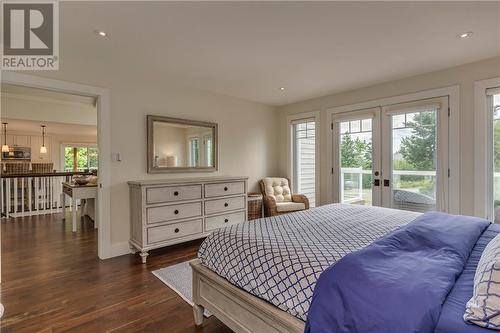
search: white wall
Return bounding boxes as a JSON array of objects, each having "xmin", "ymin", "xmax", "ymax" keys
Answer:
[
  {"xmin": 1, "ymin": 92, "xmax": 97, "ymax": 126},
  {"xmin": 21, "ymin": 54, "xmax": 499, "ymax": 251},
  {"xmin": 278, "ymin": 56, "xmax": 500, "ymax": 216},
  {"xmin": 14, "ymin": 71, "xmax": 280, "ymax": 250},
  {"xmin": 107, "ymin": 83, "xmax": 279, "ymax": 244}
]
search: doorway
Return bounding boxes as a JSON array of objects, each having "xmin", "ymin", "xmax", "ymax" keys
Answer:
[
  {"xmin": 332, "ymin": 96, "xmax": 449, "ymax": 213},
  {"xmin": 1, "ymin": 72, "xmax": 111, "ymax": 259}
]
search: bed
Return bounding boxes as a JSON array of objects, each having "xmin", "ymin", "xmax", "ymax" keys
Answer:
[
  {"xmin": 190, "ymin": 204, "xmax": 498, "ymax": 333},
  {"xmin": 435, "ymin": 223, "xmax": 500, "ymax": 333}
]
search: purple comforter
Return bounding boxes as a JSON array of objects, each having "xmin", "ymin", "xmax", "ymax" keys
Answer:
[{"xmin": 305, "ymin": 212, "xmax": 490, "ymax": 333}]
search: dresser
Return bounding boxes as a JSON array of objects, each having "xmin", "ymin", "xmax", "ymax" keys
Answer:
[{"xmin": 128, "ymin": 176, "xmax": 248, "ymax": 263}]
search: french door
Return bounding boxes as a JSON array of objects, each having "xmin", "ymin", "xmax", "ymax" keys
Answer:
[
  {"xmin": 333, "ymin": 108, "xmax": 381, "ymax": 206},
  {"xmin": 332, "ymin": 97, "xmax": 449, "ymax": 213}
]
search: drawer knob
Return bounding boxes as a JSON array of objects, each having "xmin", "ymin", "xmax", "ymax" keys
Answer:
[
  {"xmin": 224, "ymin": 219, "xmax": 229, "ymax": 223},
  {"xmin": 174, "ymin": 209, "xmax": 179, "ymax": 215},
  {"xmin": 174, "ymin": 228, "xmax": 180, "ymax": 233},
  {"xmin": 174, "ymin": 191, "xmax": 179, "ymax": 196},
  {"xmin": 224, "ymin": 202, "xmax": 229, "ymax": 207},
  {"xmin": 224, "ymin": 187, "xmax": 228, "ymax": 191}
]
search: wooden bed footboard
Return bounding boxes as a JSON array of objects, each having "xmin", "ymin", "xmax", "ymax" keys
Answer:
[{"xmin": 190, "ymin": 259, "xmax": 305, "ymax": 333}]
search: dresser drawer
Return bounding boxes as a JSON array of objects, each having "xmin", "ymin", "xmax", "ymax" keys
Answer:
[
  {"xmin": 147, "ymin": 219, "xmax": 203, "ymax": 244},
  {"xmin": 147, "ymin": 202, "xmax": 202, "ymax": 224},
  {"xmin": 205, "ymin": 196, "xmax": 246, "ymax": 215},
  {"xmin": 146, "ymin": 185, "xmax": 202, "ymax": 204},
  {"xmin": 205, "ymin": 211, "xmax": 246, "ymax": 231},
  {"xmin": 204, "ymin": 181, "xmax": 245, "ymax": 198}
]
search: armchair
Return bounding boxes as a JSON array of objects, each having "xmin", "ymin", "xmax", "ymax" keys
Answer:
[{"xmin": 259, "ymin": 177, "xmax": 309, "ymax": 217}]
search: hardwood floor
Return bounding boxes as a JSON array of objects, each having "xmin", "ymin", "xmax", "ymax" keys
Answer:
[{"xmin": 0, "ymin": 213, "xmax": 233, "ymax": 333}]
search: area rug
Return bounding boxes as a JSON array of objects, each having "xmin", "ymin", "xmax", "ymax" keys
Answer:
[{"xmin": 152, "ymin": 261, "xmax": 211, "ymax": 317}]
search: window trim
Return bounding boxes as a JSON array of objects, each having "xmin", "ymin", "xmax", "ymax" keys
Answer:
[
  {"xmin": 474, "ymin": 77, "xmax": 500, "ymax": 220},
  {"xmin": 187, "ymin": 136, "xmax": 200, "ymax": 167},
  {"xmin": 286, "ymin": 111, "xmax": 320, "ymax": 206}
]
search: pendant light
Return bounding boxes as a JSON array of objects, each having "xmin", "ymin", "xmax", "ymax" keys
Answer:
[
  {"xmin": 1, "ymin": 123, "xmax": 9, "ymax": 153},
  {"xmin": 40, "ymin": 125, "xmax": 47, "ymax": 154}
]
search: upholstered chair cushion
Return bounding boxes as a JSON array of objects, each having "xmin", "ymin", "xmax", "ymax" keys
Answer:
[
  {"xmin": 262, "ymin": 177, "xmax": 292, "ymax": 202},
  {"xmin": 275, "ymin": 202, "xmax": 306, "ymax": 213}
]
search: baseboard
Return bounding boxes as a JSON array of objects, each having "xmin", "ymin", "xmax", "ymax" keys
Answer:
[{"xmin": 109, "ymin": 241, "xmax": 132, "ymax": 258}]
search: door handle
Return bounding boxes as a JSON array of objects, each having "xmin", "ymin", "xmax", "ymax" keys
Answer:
[
  {"xmin": 373, "ymin": 179, "xmax": 380, "ymax": 187},
  {"xmin": 384, "ymin": 179, "xmax": 390, "ymax": 187}
]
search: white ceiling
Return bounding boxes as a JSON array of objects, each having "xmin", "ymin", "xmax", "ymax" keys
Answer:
[
  {"xmin": 2, "ymin": 118, "xmax": 97, "ymax": 137},
  {"xmin": 57, "ymin": 1, "xmax": 499, "ymax": 106},
  {"xmin": 1, "ymin": 83, "xmax": 97, "ymax": 127},
  {"xmin": 1, "ymin": 84, "xmax": 96, "ymax": 106}
]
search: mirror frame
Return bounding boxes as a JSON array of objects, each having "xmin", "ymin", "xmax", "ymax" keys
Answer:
[{"xmin": 147, "ymin": 115, "xmax": 218, "ymax": 173}]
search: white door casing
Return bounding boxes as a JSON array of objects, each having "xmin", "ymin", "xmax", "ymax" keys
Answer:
[{"xmin": 1, "ymin": 71, "xmax": 112, "ymax": 259}]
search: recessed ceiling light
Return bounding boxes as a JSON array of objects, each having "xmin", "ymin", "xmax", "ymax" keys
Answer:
[
  {"xmin": 280, "ymin": 87, "xmax": 286, "ymax": 91},
  {"xmin": 94, "ymin": 30, "xmax": 108, "ymax": 38},
  {"xmin": 458, "ymin": 31, "xmax": 473, "ymax": 39}
]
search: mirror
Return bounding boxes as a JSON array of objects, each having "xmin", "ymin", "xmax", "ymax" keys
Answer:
[{"xmin": 147, "ymin": 115, "xmax": 218, "ymax": 173}]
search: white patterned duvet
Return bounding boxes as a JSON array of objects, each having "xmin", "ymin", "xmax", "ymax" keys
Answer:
[{"xmin": 198, "ymin": 203, "xmax": 419, "ymax": 321}]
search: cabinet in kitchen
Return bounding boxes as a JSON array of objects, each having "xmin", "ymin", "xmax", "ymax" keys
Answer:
[{"xmin": 4, "ymin": 134, "xmax": 31, "ymax": 147}]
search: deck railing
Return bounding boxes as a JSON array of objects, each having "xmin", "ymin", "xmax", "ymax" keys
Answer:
[
  {"xmin": 340, "ymin": 168, "xmax": 437, "ymax": 204},
  {"xmin": 0, "ymin": 172, "xmax": 92, "ymax": 218}
]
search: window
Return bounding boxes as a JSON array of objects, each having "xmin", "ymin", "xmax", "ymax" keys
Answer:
[
  {"xmin": 490, "ymin": 88, "xmax": 500, "ymax": 222},
  {"xmin": 188, "ymin": 137, "xmax": 200, "ymax": 167},
  {"xmin": 204, "ymin": 135, "xmax": 213, "ymax": 167},
  {"xmin": 63, "ymin": 145, "xmax": 98, "ymax": 172},
  {"xmin": 338, "ymin": 117, "xmax": 373, "ymax": 206},
  {"xmin": 390, "ymin": 109, "xmax": 438, "ymax": 212},
  {"xmin": 474, "ymin": 79, "xmax": 500, "ymax": 220},
  {"xmin": 333, "ymin": 97, "xmax": 448, "ymax": 213},
  {"xmin": 291, "ymin": 119, "xmax": 316, "ymax": 207},
  {"xmin": 186, "ymin": 134, "xmax": 213, "ymax": 167}
]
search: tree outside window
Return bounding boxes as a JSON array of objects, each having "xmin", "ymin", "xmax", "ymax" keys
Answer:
[{"xmin": 64, "ymin": 145, "xmax": 98, "ymax": 172}]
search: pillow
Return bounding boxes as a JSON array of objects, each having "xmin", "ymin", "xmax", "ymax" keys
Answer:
[{"xmin": 464, "ymin": 233, "xmax": 500, "ymax": 330}]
